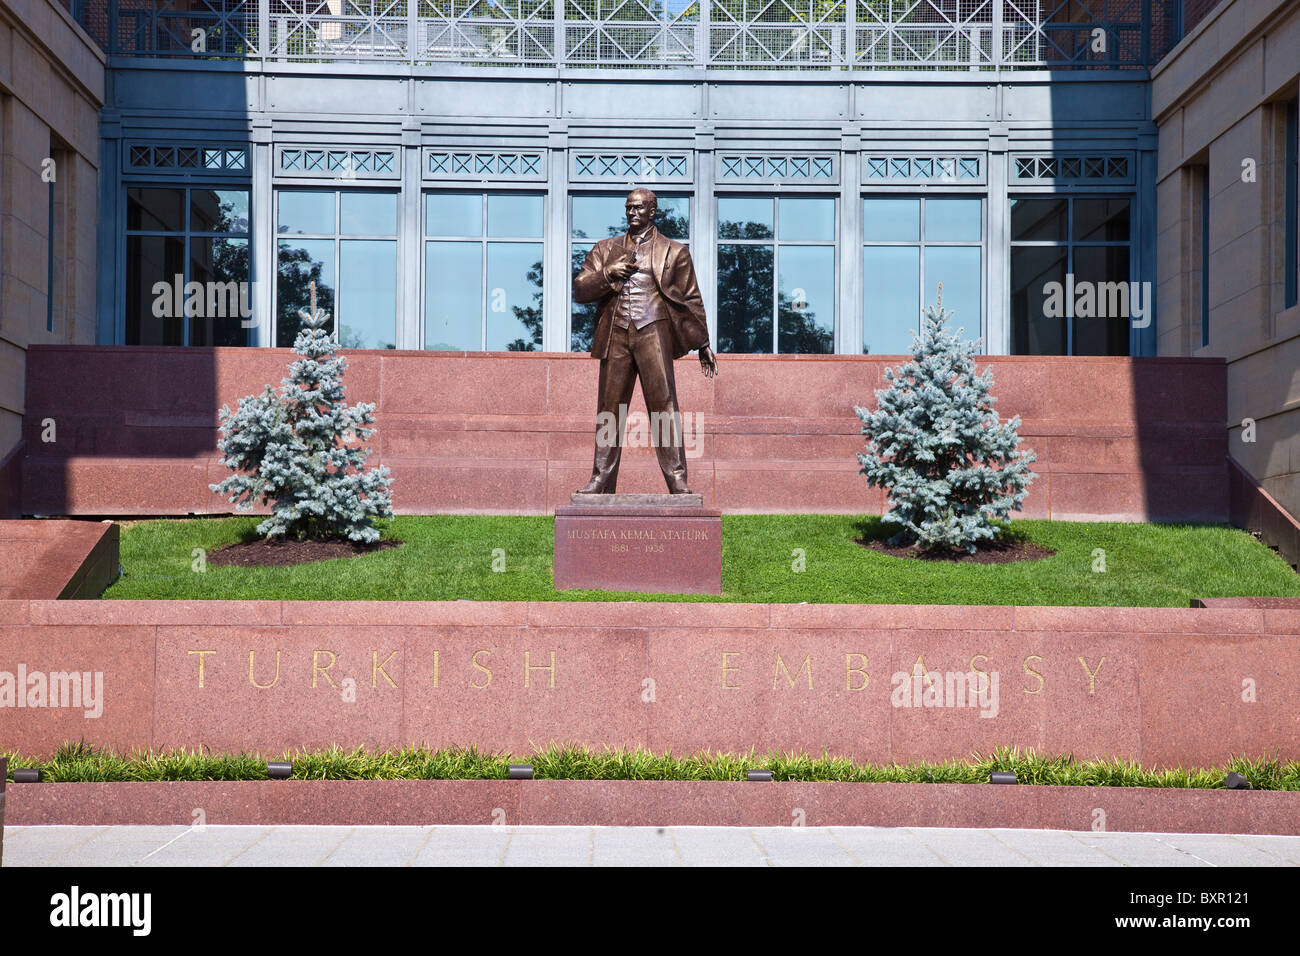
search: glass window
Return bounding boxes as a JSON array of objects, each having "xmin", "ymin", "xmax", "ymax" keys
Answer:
[
  {"xmin": 486, "ymin": 242, "xmax": 543, "ymax": 350},
  {"xmin": 925, "ymin": 245, "xmax": 981, "ymax": 333},
  {"xmin": 570, "ymin": 192, "xmax": 690, "ymax": 352},
  {"xmin": 862, "ymin": 247, "xmax": 919, "ymax": 356},
  {"xmin": 1072, "ymin": 245, "xmax": 1131, "ymax": 355},
  {"xmin": 488, "ymin": 193, "xmax": 543, "ymax": 238},
  {"xmin": 718, "ymin": 197, "xmax": 773, "ymax": 239},
  {"xmin": 1010, "ymin": 197, "xmax": 1067, "ymax": 242},
  {"xmin": 778, "ymin": 245, "xmax": 835, "ymax": 353},
  {"xmin": 779, "ymin": 197, "xmax": 836, "ymax": 241},
  {"xmin": 717, "ymin": 243, "xmax": 774, "ymax": 353},
  {"xmin": 124, "ymin": 185, "xmax": 251, "ymax": 346},
  {"xmin": 717, "ymin": 195, "xmax": 835, "ymax": 354},
  {"xmin": 862, "ymin": 196, "xmax": 982, "ymax": 354},
  {"xmin": 425, "ymin": 242, "xmax": 482, "ymax": 350},
  {"xmin": 924, "ymin": 199, "xmax": 982, "ymax": 241},
  {"xmin": 426, "ymin": 193, "xmax": 482, "ymax": 237},
  {"xmin": 191, "ymin": 189, "xmax": 250, "ymax": 234},
  {"xmin": 1010, "ymin": 245, "xmax": 1067, "ymax": 355},
  {"xmin": 276, "ymin": 189, "xmax": 399, "ymax": 348},
  {"xmin": 863, "ymin": 198, "xmax": 919, "ymax": 242},
  {"xmin": 1010, "ymin": 196, "xmax": 1132, "ymax": 356},
  {"xmin": 573, "ymin": 193, "xmax": 690, "ymax": 243},
  {"xmin": 339, "ymin": 240, "xmax": 398, "ymax": 348},
  {"xmin": 340, "ymin": 191, "xmax": 397, "ymax": 236},
  {"xmin": 277, "ymin": 238, "xmax": 335, "ymax": 348},
  {"xmin": 425, "ymin": 191, "xmax": 544, "ymax": 351},
  {"xmin": 1072, "ymin": 198, "xmax": 1130, "ymax": 243},
  {"xmin": 127, "ymin": 188, "xmax": 185, "ymax": 233},
  {"xmin": 277, "ymin": 190, "xmax": 334, "ymax": 236},
  {"xmin": 125, "ymin": 236, "xmax": 185, "ymax": 346}
]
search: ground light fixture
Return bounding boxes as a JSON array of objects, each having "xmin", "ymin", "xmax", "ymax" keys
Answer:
[
  {"xmin": 508, "ymin": 765, "xmax": 534, "ymax": 780},
  {"xmin": 267, "ymin": 762, "xmax": 293, "ymax": 780},
  {"xmin": 990, "ymin": 771, "xmax": 1018, "ymax": 785},
  {"xmin": 1224, "ymin": 772, "xmax": 1254, "ymax": 790},
  {"xmin": 746, "ymin": 770, "xmax": 774, "ymax": 782},
  {"xmin": 13, "ymin": 769, "xmax": 41, "ymax": 783}
]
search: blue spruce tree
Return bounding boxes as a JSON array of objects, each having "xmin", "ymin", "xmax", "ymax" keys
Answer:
[
  {"xmin": 855, "ymin": 288, "xmax": 1036, "ymax": 554},
  {"xmin": 209, "ymin": 283, "xmax": 394, "ymax": 543}
]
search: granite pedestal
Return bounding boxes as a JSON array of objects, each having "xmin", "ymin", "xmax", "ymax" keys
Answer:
[{"xmin": 554, "ymin": 493, "xmax": 721, "ymax": 594}]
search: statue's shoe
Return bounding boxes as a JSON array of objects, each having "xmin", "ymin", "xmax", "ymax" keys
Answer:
[{"xmin": 576, "ymin": 479, "xmax": 612, "ymax": 495}]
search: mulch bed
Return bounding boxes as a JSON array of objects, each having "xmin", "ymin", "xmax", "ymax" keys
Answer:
[
  {"xmin": 207, "ymin": 537, "xmax": 403, "ymax": 568},
  {"xmin": 858, "ymin": 537, "xmax": 1056, "ymax": 565}
]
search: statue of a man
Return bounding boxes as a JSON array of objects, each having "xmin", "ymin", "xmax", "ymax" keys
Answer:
[{"xmin": 572, "ymin": 187, "xmax": 718, "ymax": 495}]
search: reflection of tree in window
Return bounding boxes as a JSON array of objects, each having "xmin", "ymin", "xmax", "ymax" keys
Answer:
[
  {"xmin": 718, "ymin": 213, "xmax": 834, "ymax": 355},
  {"xmin": 504, "ymin": 259, "xmax": 544, "ymax": 351},
  {"xmin": 778, "ymin": 295, "xmax": 833, "ymax": 353},
  {"xmin": 125, "ymin": 186, "xmax": 251, "ymax": 346},
  {"xmin": 276, "ymin": 244, "xmax": 334, "ymax": 346},
  {"xmin": 202, "ymin": 238, "xmax": 250, "ymax": 347},
  {"xmin": 717, "ymin": 225, "xmax": 773, "ymax": 353}
]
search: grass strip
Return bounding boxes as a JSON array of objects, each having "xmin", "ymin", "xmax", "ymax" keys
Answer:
[{"xmin": 5, "ymin": 743, "xmax": 1298, "ymax": 789}]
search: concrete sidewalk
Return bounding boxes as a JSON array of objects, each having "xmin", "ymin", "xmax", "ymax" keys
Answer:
[{"xmin": 4, "ymin": 825, "xmax": 1299, "ymax": 866}]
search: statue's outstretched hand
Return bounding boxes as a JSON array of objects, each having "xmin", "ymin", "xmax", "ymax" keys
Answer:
[{"xmin": 699, "ymin": 345, "xmax": 717, "ymax": 378}]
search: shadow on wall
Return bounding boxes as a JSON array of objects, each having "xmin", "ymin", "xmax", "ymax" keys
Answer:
[{"xmin": 1029, "ymin": 2, "xmax": 1228, "ymax": 528}]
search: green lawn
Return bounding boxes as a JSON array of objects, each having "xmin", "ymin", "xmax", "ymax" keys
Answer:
[
  {"xmin": 101, "ymin": 514, "xmax": 1299, "ymax": 606},
  {"xmin": 7, "ymin": 743, "xmax": 1299, "ymax": 788}
]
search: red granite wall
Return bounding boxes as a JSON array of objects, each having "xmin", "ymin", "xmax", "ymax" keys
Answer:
[
  {"xmin": 9, "ymin": 780, "xmax": 1300, "ymax": 833},
  {"xmin": 1229, "ymin": 457, "xmax": 1300, "ymax": 569},
  {"xmin": 0, "ymin": 440, "xmax": 21, "ymax": 520},
  {"xmin": 19, "ymin": 347, "xmax": 1228, "ymax": 520},
  {"xmin": 2, "ymin": 600, "xmax": 1294, "ymax": 768}
]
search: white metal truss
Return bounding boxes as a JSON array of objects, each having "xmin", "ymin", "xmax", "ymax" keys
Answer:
[
  {"xmin": 116, "ymin": 0, "xmax": 257, "ymax": 56},
  {"xmin": 99, "ymin": 0, "xmax": 1179, "ymax": 69},
  {"xmin": 565, "ymin": 0, "xmax": 697, "ymax": 68}
]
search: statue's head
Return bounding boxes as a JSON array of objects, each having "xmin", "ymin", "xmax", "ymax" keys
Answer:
[{"xmin": 624, "ymin": 188, "xmax": 658, "ymax": 232}]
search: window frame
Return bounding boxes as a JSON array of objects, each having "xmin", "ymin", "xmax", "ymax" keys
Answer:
[
  {"xmin": 422, "ymin": 188, "xmax": 547, "ymax": 352},
  {"xmin": 123, "ymin": 183, "xmax": 252, "ymax": 347},
  {"xmin": 860, "ymin": 194, "xmax": 986, "ymax": 355},
  {"xmin": 273, "ymin": 186, "xmax": 400, "ymax": 349},
  {"xmin": 715, "ymin": 192, "xmax": 838, "ymax": 355},
  {"xmin": 1008, "ymin": 193, "xmax": 1135, "ymax": 356}
]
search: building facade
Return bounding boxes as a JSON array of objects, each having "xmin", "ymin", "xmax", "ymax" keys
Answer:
[
  {"xmin": 0, "ymin": 0, "xmax": 103, "ymax": 468},
  {"xmin": 23, "ymin": 0, "xmax": 1300, "ymax": 538},
  {"xmin": 78, "ymin": 0, "xmax": 1181, "ymax": 361},
  {"xmin": 1153, "ymin": 0, "xmax": 1300, "ymax": 555}
]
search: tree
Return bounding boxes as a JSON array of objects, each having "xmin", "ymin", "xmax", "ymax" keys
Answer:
[
  {"xmin": 210, "ymin": 283, "xmax": 394, "ymax": 544},
  {"xmin": 855, "ymin": 289, "xmax": 1037, "ymax": 553}
]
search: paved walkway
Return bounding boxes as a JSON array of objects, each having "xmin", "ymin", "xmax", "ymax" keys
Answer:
[{"xmin": 4, "ymin": 826, "xmax": 1299, "ymax": 866}]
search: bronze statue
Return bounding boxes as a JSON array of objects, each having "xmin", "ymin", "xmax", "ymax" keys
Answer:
[{"xmin": 573, "ymin": 188, "xmax": 717, "ymax": 495}]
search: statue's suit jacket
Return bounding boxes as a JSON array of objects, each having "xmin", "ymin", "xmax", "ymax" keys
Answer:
[{"xmin": 572, "ymin": 230, "xmax": 710, "ymax": 360}]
